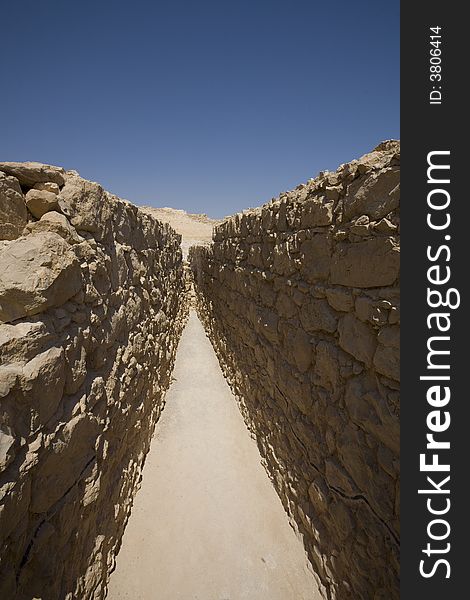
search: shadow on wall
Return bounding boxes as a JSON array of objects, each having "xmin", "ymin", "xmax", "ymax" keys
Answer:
[{"xmin": 190, "ymin": 141, "xmax": 400, "ymax": 600}]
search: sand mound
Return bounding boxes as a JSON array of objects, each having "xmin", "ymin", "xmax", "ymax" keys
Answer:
[{"xmin": 140, "ymin": 206, "xmax": 221, "ymax": 257}]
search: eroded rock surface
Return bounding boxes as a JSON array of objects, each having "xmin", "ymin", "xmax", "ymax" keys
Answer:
[
  {"xmin": 190, "ymin": 141, "xmax": 400, "ymax": 600},
  {"xmin": 0, "ymin": 162, "xmax": 189, "ymax": 599}
]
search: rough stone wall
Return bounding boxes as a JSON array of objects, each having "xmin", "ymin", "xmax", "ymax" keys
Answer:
[
  {"xmin": 0, "ymin": 163, "xmax": 188, "ymax": 599},
  {"xmin": 190, "ymin": 142, "xmax": 400, "ymax": 600}
]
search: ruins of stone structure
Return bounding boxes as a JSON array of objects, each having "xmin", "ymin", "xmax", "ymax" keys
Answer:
[
  {"xmin": 1, "ymin": 143, "xmax": 400, "ymax": 599},
  {"xmin": 190, "ymin": 141, "xmax": 400, "ymax": 599},
  {"xmin": 0, "ymin": 163, "xmax": 188, "ymax": 598}
]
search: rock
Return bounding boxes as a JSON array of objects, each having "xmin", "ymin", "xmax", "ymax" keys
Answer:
[
  {"xmin": 24, "ymin": 211, "xmax": 82, "ymax": 244},
  {"xmin": 21, "ymin": 347, "xmax": 66, "ymax": 425},
  {"xmin": 300, "ymin": 234, "xmax": 332, "ymax": 281},
  {"xmin": 0, "ymin": 321, "xmax": 53, "ymax": 363},
  {"xmin": 374, "ymin": 344, "xmax": 400, "ymax": 381},
  {"xmin": 308, "ymin": 476, "xmax": 330, "ymax": 513},
  {"xmin": 355, "ymin": 296, "xmax": 374, "ymax": 322},
  {"xmin": 325, "ymin": 458, "xmax": 357, "ymax": 496},
  {"xmin": 377, "ymin": 325, "xmax": 399, "ymax": 349},
  {"xmin": 374, "ymin": 218, "xmax": 397, "ymax": 234},
  {"xmin": 325, "ymin": 287, "xmax": 354, "ymax": 312},
  {"xmin": 34, "ymin": 182, "xmax": 60, "ymax": 195},
  {"xmin": 329, "ymin": 500, "xmax": 354, "ymax": 540},
  {"xmin": 30, "ymin": 414, "xmax": 99, "ymax": 513},
  {"xmin": 350, "ymin": 215, "xmax": 370, "ymax": 236},
  {"xmin": 275, "ymin": 291, "xmax": 298, "ymax": 318},
  {"xmin": 344, "ymin": 167, "xmax": 399, "ymax": 220},
  {"xmin": 331, "ymin": 238, "xmax": 400, "ymax": 288},
  {"xmin": 300, "ymin": 298, "xmax": 337, "ymax": 333},
  {"xmin": 0, "ymin": 232, "xmax": 82, "ymax": 323},
  {"xmin": 0, "ymin": 172, "xmax": 28, "ymax": 240},
  {"xmin": 0, "ymin": 162, "xmax": 66, "ymax": 187},
  {"xmin": 254, "ymin": 306, "xmax": 279, "ymax": 344},
  {"xmin": 0, "ymin": 363, "xmax": 22, "ymax": 398},
  {"xmin": 291, "ymin": 329, "xmax": 312, "ymax": 372},
  {"xmin": 344, "ymin": 374, "xmax": 399, "ymax": 454},
  {"xmin": 338, "ymin": 314, "xmax": 376, "ymax": 366},
  {"xmin": 25, "ymin": 189, "xmax": 59, "ymax": 218},
  {"xmin": 0, "ymin": 427, "xmax": 15, "ymax": 470},
  {"xmin": 313, "ymin": 341, "xmax": 342, "ymax": 392},
  {"xmin": 58, "ymin": 176, "xmax": 112, "ymax": 241},
  {"xmin": 300, "ymin": 197, "xmax": 334, "ymax": 228}
]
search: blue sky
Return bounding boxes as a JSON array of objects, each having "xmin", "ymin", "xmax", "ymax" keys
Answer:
[{"xmin": 1, "ymin": 1, "xmax": 399, "ymax": 218}]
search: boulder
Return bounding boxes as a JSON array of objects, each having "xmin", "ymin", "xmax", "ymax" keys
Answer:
[
  {"xmin": 374, "ymin": 344, "xmax": 400, "ymax": 381},
  {"xmin": 25, "ymin": 189, "xmax": 59, "ymax": 218},
  {"xmin": 0, "ymin": 172, "xmax": 28, "ymax": 240},
  {"xmin": 0, "ymin": 162, "xmax": 66, "ymax": 187},
  {"xmin": 0, "ymin": 232, "xmax": 82, "ymax": 323},
  {"xmin": 24, "ymin": 211, "xmax": 82, "ymax": 244},
  {"xmin": 58, "ymin": 176, "xmax": 112, "ymax": 240}
]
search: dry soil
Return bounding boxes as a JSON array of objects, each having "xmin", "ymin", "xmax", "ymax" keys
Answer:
[{"xmin": 107, "ymin": 312, "xmax": 322, "ymax": 600}]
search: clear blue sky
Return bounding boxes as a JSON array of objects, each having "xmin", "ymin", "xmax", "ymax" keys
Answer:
[{"xmin": 1, "ymin": 1, "xmax": 399, "ymax": 218}]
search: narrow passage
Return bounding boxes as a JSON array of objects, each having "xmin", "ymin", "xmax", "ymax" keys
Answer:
[{"xmin": 107, "ymin": 311, "xmax": 321, "ymax": 600}]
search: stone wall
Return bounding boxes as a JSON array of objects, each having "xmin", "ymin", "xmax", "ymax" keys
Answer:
[
  {"xmin": 0, "ymin": 163, "xmax": 188, "ymax": 599},
  {"xmin": 190, "ymin": 142, "xmax": 400, "ymax": 600}
]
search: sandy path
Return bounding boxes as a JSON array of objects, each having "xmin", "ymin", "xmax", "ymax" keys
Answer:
[{"xmin": 107, "ymin": 312, "xmax": 322, "ymax": 600}]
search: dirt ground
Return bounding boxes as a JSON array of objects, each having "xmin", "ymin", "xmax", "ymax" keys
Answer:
[{"xmin": 106, "ymin": 312, "xmax": 323, "ymax": 600}]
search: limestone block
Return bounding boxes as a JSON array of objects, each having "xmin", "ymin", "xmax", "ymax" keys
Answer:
[
  {"xmin": 313, "ymin": 341, "xmax": 341, "ymax": 392},
  {"xmin": 300, "ymin": 197, "xmax": 334, "ymax": 228},
  {"xmin": 344, "ymin": 374, "xmax": 399, "ymax": 453},
  {"xmin": 25, "ymin": 189, "xmax": 59, "ymax": 218},
  {"xmin": 0, "ymin": 172, "xmax": 28, "ymax": 241},
  {"xmin": 338, "ymin": 314, "xmax": 376, "ymax": 366},
  {"xmin": 290, "ymin": 328, "xmax": 312, "ymax": 372},
  {"xmin": 374, "ymin": 344, "xmax": 400, "ymax": 382},
  {"xmin": 300, "ymin": 234, "xmax": 332, "ymax": 281},
  {"xmin": 0, "ymin": 232, "xmax": 82, "ymax": 323},
  {"xmin": 325, "ymin": 287, "xmax": 354, "ymax": 312},
  {"xmin": 331, "ymin": 237, "xmax": 400, "ymax": 288},
  {"xmin": 275, "ymin": 291, "xmax": 298, "ymax": 318},
  {"xmin": 344, "ymin": 167, "xmax": 399, "ymax": 220},
  {"xmin": 374, "ymin": 325, "xmax": 400, "ymax": 380},
  {"xmin": 254, "ymin": 306, "xmax": 279, "ymax": 344},
  {"xmin": 0, "ymin": 162, "xmax": 66, "ymax": 187},
  {"xmin": 23, "ymin": 211, "xmax": 83, "ymax": 244},
  {"xmin": 21, "ymin": 347, "xmax": 66, "ymax": 425},
  {"xmin": 58, "ymin": 176, "xmax": 112, "ymax": 240},
  {"xmin": 300, "ymin": 298, "xmax": 337, "ymax": 333},
  {"xmin": 30, "ymin": 414, "xmax": 100, "ymax": 513}
]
